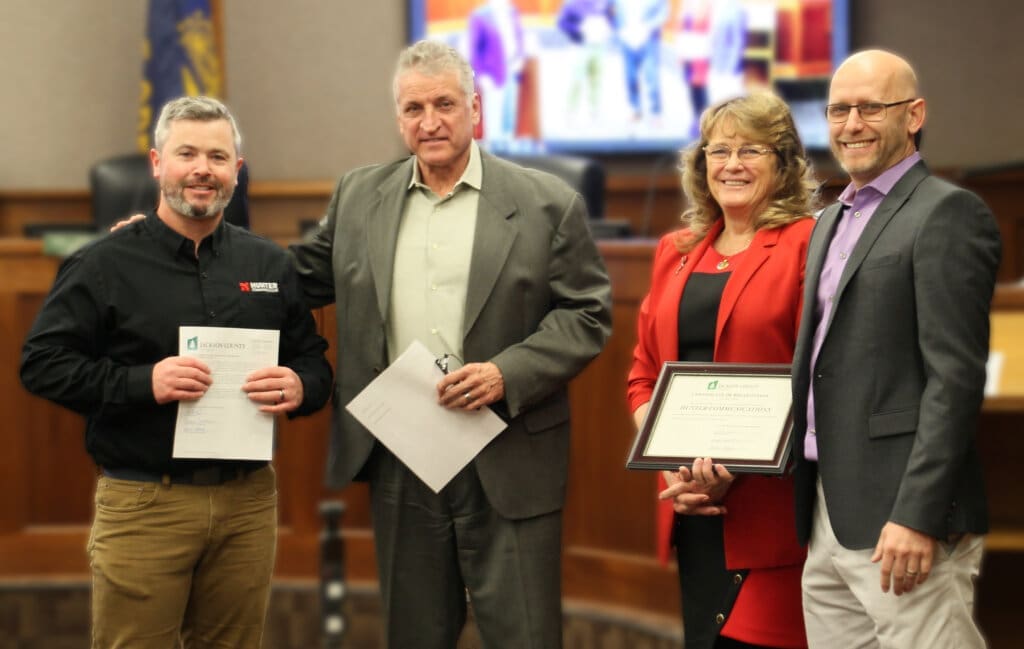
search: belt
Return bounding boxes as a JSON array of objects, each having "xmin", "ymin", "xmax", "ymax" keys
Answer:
[{"xmin": 101, "ymin": 463, "xmax": 266, "ymax": 486}]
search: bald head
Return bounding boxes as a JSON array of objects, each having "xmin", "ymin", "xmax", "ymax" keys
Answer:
[
  {"xmin": 828, "ymin": 49, "xmax": 926, "ymax": 187},
  {"xmin": 832, "ymin": 50, "xmax": 919, "ymax": 101}
]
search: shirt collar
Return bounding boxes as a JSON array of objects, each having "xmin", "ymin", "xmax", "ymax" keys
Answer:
[
  {"xmin": 408, "ymin": 140, "xmax": 483, "ymax": 193},
  {"xmin": 838, "ymin": 151, "xmax": 922, "ymax": 207},
  {"xmin": 144, "ymin": 210, "xmax": 228, "ymax": 258}
]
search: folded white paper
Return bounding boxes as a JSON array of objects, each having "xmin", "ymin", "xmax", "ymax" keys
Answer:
[{"xmin": 345, "ymin": 340, "xmax": 507, "ymax": 492}]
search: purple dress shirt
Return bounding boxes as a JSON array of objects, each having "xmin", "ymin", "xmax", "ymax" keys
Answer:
[{"xmin": 804, "ymin": 152, "xmax": 922, "ymax": 460}]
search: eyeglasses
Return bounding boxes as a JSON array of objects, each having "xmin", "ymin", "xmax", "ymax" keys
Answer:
[
  {"xmin": 434, "ymin": 353, "xmax": 464, "ymax": 374},
  {"xmin": 702, "ymin": 144, "xmax": 775, "ymax": 163},
  {"xmin": 825, "ymin": 99, "xmax": 916, "ymax": 123}
]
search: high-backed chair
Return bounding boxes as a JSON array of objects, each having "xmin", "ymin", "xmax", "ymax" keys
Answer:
[
  {"xmin": 89, "ymin": 154, "xmax": 158, "ymax": 231},
  {"xmin": 89, "ymin": 153, "xmax": 250, "ymax": 231},
  {"xmin": 498, "ymin": 153, "xmax": 605, "ymax": 219},
  {"xmin": 498, "ymin": 153, "xmax": 630, "ymax": 237}
]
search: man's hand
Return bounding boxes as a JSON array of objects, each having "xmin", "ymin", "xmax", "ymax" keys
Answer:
[
  {"xmin": 658, "ymin": 458, "xmax": 734, "ymax": 515},
  {"xmin": 110, "ymin": 213, "xmax": 146, "ymax": 232},
  {"xmin": 243, "ymin": 366, "xmax": 304, "ymax": 414},
  {"xmin": 152, "ymin": 356, "xmax": 212, "ymax": 404},
  {"xmin": 871, "ymin": 521, "xmax": 936, "ymax": 595},
  {"xmin": 437, "ymin": 361, "xmax": 504, "ymax": 411}
]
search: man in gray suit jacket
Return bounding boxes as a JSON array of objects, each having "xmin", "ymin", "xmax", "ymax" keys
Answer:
[
  {"xmin": 289, "ymin": 40, "xmax": 611, "ymax": 648},
  {"xmin": 791, "ymin": 50, "xmax": 1000, "ymax": 648}
]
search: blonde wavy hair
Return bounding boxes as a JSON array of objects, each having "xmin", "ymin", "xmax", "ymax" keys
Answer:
[{"xmin": 676, "ymin": 92, "xmax": 819, "ymax": 253}]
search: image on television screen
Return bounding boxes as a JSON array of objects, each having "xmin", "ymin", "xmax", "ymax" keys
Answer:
[{"xmin": 409, "ymin": 0, "xmax": 848, "ymax": 154}]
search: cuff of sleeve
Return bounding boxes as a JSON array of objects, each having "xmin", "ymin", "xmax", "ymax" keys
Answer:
[{"xmin": 125, "ymin": 364, "xmax": 157, "ymax": 404}]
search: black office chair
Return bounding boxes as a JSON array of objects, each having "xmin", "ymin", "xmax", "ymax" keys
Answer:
[
  {"xmin": 89, "ymin": 153, "xmax": 250, "ymax": 231},
  {"xmin": 499, "ymin": 153, "xmax": 630, "ymax": 237},
  {"xmin": 499, "ymin": 153, "xmax": 605, "ymax": 219}
]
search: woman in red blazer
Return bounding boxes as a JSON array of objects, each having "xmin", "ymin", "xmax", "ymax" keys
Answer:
[{"xmin": 628, "ymin": 93, "xmax": 818, "ymax": 649}]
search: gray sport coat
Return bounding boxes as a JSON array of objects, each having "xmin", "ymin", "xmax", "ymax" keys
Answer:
[
  {"xmin": 792, "ymin": 161, "xmax": 1001, "ymax": 549},
  {"xmin": 290, "ymin": 151, "xmax": 612, "ymax": 520}
]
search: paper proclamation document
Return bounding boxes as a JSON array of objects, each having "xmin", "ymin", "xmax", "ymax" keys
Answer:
[
  {"xmin": 345, "ymin": 340, "xmax": 508, "ymax": 492},
  {"xmin": 172, "ymin": 326, "xmax": 279, "ymax": 460}
]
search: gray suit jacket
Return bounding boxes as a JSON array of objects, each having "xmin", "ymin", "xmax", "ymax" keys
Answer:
[
  {"xmin": 290, "ymin": 152, "xmax": 612, "ymax": 520},
  {"xmin": 792, "ymin": 161, "xmax": 1001, "ymax": 549}
]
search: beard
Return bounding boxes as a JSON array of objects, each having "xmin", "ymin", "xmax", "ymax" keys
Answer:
[{"xmin": 161, "ymin": 176, "xmax": 234, "ymax": 220}]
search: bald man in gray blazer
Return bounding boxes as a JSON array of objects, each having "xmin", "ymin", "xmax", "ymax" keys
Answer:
[
  {"xmin": 289, "ymin": 41, "xmax": 611, "ymax": 649},
  {"xmin": 791, "ymin": 50, "xmax": 1001, "ymax": 648}
]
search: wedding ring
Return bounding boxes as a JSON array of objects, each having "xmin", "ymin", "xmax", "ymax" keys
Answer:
[
  {"xmin": 278, "ymin": 389, "xmax": 285, "ymax": 403},
  {"xmin": 905, "ymin": 570, "xmax": 919, "ymax": 577},
  {"xmin": 463, "ymin": 392, "xmax": 471, "ymax": 402}
]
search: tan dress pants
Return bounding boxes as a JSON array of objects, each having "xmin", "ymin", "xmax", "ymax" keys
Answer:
[{"xmin": 802, "ymin": 479, "xmax": 986, "ymax": 649}]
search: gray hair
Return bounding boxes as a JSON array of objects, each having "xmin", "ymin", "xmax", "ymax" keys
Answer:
[
  {"xmin": 153, "ymin": 96, "xmax": 242, "ymax": 155},
  {"xmin": 392, "ymin": 40, "xmax": 475, "ymax": 105}
]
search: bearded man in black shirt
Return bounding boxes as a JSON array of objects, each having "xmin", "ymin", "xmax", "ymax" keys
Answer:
[{"xmin": 20, "ymin": 96, "xmax": 332, "ymax": 649}]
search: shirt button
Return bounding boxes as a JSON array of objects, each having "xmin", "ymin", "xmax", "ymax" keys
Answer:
[
  {"xmin": 431, "ymin": 243, "xmax": 439, "ymax": 250},
  {"xmin": 839, "ymin": 252, "xmax": 848, "ymax": 260},
  {"xmin": 208, "ymin": 311, "xmax": 215, "ymax": 318},
  {"xmin": 201, "ymin": 272, "xmax": 208, "ymax": 279},
  {"xmin": 829, "ymin": 294, "xmax": 835, "ymax": 302},
  {"xmin": 733, "ymin": 573, "xmax": 743, "ymax": 585},
  {"xmin": 715, "ymin": 613, "xmax": 725, "ymax": 624},
  {"xmin": 854, "ymin": 211, "xmax": 862, "ymax": 218},
  {"xmin": 430, "ymin": 328, "xmax": 438, "ymax": 334},
  {"xmin": 431, "ymin": 284, "xmax": 437, "ymax": 291}
]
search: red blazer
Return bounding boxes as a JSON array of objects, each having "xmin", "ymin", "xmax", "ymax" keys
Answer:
[{"xmin": 628, "ymin": 217, "xmax": 813, "ymax": 567}]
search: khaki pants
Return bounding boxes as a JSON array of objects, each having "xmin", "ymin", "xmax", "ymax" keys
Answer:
[
  {"xmin": 802, "ymin": 479, "xmax": 986, "ymax": 649},
  {"xmin": 88, "ymin": 466, "xmax": 278, "ymax": 649}
]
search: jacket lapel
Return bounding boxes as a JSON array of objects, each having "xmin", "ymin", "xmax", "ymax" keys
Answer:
[
  {"xmin": 367, "ymin": 158, "xmax": 414, "ymax": 323},
  {"xmin": 805, "ymin": 203, "xmax": 841, "ymax": 298},
  {"xmin": 655, "ymin": 221, "xmax": 721, "ymax": 363},
  {"xmin": 463, "ymin": 154, "xmax": 517, "ymax": 338},
  {"xmin": 792, "ymin": 203, "xmax": 841, "ymax": 381},
  {"xmin": 832, "ymin": 162, "xmax": 929, "ymax": 308},
  {"xmin": 715, "ymin": 225, "xmax": 779, "ymax": 352}
]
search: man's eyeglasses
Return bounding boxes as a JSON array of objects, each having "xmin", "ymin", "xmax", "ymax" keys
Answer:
[
  {"xmin": 435, "ymin": 353, "xmax": 464, "ymax": 375},
  {"xmin": 825, "ymin": 99, "xmax": 916, "ymax": 123},
  {"xmin": 702, "ymin": 144, "xmax": 775, "ymax": 163}
]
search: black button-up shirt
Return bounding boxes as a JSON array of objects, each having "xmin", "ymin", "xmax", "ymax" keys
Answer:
[{"xmin": 20, "ymin": 212, "xmax": 332, "ymax": 474}]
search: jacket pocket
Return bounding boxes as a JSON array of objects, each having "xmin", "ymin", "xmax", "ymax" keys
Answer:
[
  {"xmin": 867, "ymin": 407, "xmax": 918, "ymax": 438},
  {"xmin": 861, "ymin": 252, "xmax": 901, "ymax": 269},
  {"xmin": 523, "ymin": 398, "xmax": 570, "ymax": 434}
]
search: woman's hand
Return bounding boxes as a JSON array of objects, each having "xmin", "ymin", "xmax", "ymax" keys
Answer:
[{"xmin": 658, "ymin": 457, "xmax": 735, "ymax": 516}]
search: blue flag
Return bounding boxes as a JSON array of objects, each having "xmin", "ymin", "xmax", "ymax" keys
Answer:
[{"xmin": 137, "ymin": 0, "xmax": 222, "ymax": 151}]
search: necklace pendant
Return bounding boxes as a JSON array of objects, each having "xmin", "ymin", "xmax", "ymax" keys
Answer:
[{"xmin": 716, "ymin": 258, "xmax": 730, "ymax": 270}]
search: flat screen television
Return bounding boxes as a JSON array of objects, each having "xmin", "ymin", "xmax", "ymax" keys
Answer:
[{"xmin": 408, "ymin": 0, "xmax": 849, "ymax": 154}]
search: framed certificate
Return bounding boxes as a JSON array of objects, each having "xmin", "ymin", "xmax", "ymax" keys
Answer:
[{"xmin": 626, "ymin": 362, "xmax": 795, "ymax": 475}]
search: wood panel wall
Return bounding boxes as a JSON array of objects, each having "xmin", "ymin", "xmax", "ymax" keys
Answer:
[{"xmin": 1, "ymin": 165, "xmax": 1021, "ymax": 280}]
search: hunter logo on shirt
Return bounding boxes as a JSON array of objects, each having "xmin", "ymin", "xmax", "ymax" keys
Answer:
[{"xmin": 239, "ymin": 282, "xmax": 279, "ymax": 293}]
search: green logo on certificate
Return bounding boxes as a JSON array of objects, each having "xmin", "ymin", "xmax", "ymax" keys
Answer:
[
  {"xmin": 707, "ymin": 380, "xmax": 718, "ymax": 390},
  {"xmin": 187, "ymin": 336, "xmax": 199, "ymax": 351}
]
